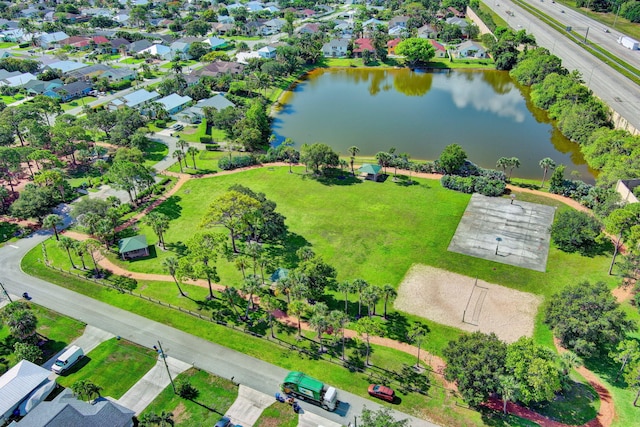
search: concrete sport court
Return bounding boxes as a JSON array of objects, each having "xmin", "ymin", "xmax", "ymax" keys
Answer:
[{"xmin": 447, "ymin": 193, "xmax": 556, "ymax": 272}]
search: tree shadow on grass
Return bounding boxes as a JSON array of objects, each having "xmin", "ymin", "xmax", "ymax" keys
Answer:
[
  {"xmin": 529, "ymin": 380, "xmax": 598, "ymax": 426},
  {"xmin": 383, "ymin": 312, "xmax": 412, "ymax": 343},
  {"xmin": 153, "ymin": 195, "xmax": 182, "ymax": 221},
  {"xmin": 391, "ymin": 175, "xmax": 420, "ymax": 187},
  {"xmin": 165, "ymin": 240, "xmax": 188, "ymax": 257},
  {"xmin": 303, "ymin": 169, "xmax": 362, "ymax": 186}
]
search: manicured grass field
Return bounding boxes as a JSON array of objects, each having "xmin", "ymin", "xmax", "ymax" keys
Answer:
[
  {"xmin": 254, "ymin": 402, "xmax": 298, "ymax": 427},
  {"xmin": 143, "ymin": 139, "xmax": 169, "ymax": 168},
  {"xmin": 56, "ymin": 337, "xmax": 157, "ymax": 399},
  {"xmin": 167, "ymin": 149, "xmax": 227, "ymax": 175},
  {"xmin": 112, "ymin": 166, "xmax": 615, "ymax": 299},
  {"xmin": 120, "ymin": 58, "xmax": 144, "ymax": 64},
  {"xmin": 141, "ymin": 368, "xmax": 239, "ymax": 426}
]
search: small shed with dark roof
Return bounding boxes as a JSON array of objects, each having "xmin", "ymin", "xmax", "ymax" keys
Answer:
[{"xmin": 118, "ymin": 235, "xmax": 149, "ymax": 260}]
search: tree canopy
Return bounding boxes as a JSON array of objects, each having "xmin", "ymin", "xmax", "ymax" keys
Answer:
[
  {"xmin": 544, "ymin": 281, "xmax": 636, "ymax": 357},
  {"xmin": 396, "ymin": 38, "xmax": 436, "ymax": 67}
]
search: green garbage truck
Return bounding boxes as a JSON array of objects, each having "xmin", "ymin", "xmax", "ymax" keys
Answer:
[{"xmin": 281, "ymin": 371, "xmax": 339, "ymax": 411}]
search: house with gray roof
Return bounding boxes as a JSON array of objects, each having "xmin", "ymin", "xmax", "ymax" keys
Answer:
[
  {"xmin": 322, "ymin": 39, "xmax": 349, "ymax": 58},
  {"xmin": 127, "ymin": 39, "xmax": 153, "ymax": 54},
  {"xmin": 446, "ymin": 16, "xmax": 469, "ymax": 29},
  {"xmin": 455, "ymin": 40, "xmax": 486, "ymax": 58},
  {"xmin": 102, "ymin": 68, "xmax": 137, "ymax": 81},
  {"xmin": 10, "ymin": 388, "xmax": 134, "ymax": 427},
  {"xmin": 206, "ymin": 36, "xmax": 227, "ymax": 50},
  {"xmin": 1, "ymin": 73, "xmax": 37, "ymax": 87},
  {"xmin": 174, "ymin": 93, "xmax": 235, "ymax": 123},
  {"xmin": 38, "ymin": 32, "xmax": 69, "ymax": 49},
  {"xmin": 0, "ymin": 360, "xmax": 52, "ymax": 424},
  {"xmin": 110, "ymin": 89, "xmax": 160, "ymax": 110},
  {"xmin": 139, "ymin": 44, "xmax": 172, "ymax": 60},
  {"xmin": 23, "ymin": 78, "xmax": 63, "ymax": 95},
  {"xmin": 170, "ymin": 41, "xmax": 191, "ymax": 59},
  {"xmin": 47, "ymin": 80, "xmax": 93, "ymax": 101}
]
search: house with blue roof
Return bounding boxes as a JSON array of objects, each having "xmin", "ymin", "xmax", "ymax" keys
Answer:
[
  {"xmin": 158, "ymin": 93, "xmax": 192, "ymax": 115},
  {"xmin": 139, "ymin": 44, "xmax": 172, "ymax": 60},
  {"xmin": 206, "ymin": 37, "xmax": 227, "ymax": 50},
  {"xmin": 1, "ymin": 72, "xmax": 37, "ymax": 87},
  {"xmin": 109, "ymin": 89, "xmax": 160, "ymax": 110},
  {"xmin": 174, "ymin": 93, "xmax": 235, "ymax": 123},
  {"xmin": 44, "ymin": 61, "xmax": 89, "ymax": 74}
]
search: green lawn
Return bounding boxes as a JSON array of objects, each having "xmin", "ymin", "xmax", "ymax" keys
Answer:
[
  {"xmin": 61, "ymin": 96, "xmax": 95, "ymax": 111},
  {"xmin": 144, "ymin": 139, "xmax": 169, "ymax": 168},
  {"xmin": 167, "ymin": 149, "xmax": 227, "ymax": 175},
  {"xmin": 254, "ymin": 402, "xmax": 298, "ymax": 427},
  {"xmin": 141, "ymin": 368, "xmax": 238, "ymax": 426},
  {"xmin": 56, "ymin": 337, "xmax": 157, "ymax": 399},
  {"xmin": 0, "ymin": 42, "xmax": 16, "ymax": 48},
  {"xmin": 120, "ymin": 58, "xmax": 144, "ymax": 64},
  {"xmin": 0, "ymin": 303, "xmax": 85, "ymax": 373},
  {"xmin": 0, "ymin": 94, "xmax": 26, "ymax": 104}
]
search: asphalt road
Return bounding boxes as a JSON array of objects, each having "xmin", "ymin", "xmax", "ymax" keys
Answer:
[
  {"xmin": 0, "ymin": 231, "xmax": 439, "ymax": 427},
  {"xmin": 482, "ymin": 0, "xmax": 640, "ymax": 133}
]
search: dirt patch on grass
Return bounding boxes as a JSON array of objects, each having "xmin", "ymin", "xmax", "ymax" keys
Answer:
[
  {"xmin": 172, "ymin": 402, "xmax": 190, "ymax": 423},
  {"xmin": 395, "ymin": 265, "xmax": 542, "ymax": 343}
]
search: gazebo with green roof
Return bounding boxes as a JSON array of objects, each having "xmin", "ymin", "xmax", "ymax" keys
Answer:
[
  {"xmin": 357, "ymin": 163, "xmax": 382, "ymax": 181},
  {"xmin": 118, "ymin": 235, "xmax": 149, "ymax": 260}
]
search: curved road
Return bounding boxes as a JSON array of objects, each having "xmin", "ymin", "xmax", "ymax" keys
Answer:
[
  {"xmin": 0, "ymin": 230, "xmax": 438, "ymax": 427},
  {"xmin": 482, "ymin": 0, "xmax": 640, "ymax": 133}
]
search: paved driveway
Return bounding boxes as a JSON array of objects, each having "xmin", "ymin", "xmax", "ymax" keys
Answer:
[
  {"xmin": 42, "ymin": 325, "xmax": 114, "ymax": 371},
  {"xmin": 117, "ymin": 356, "xmax": 191, "ymax": 414},
  {"xmin": 225, "ymin": 385, "xmax": 274, "ymax": 426},
  {"xmin": 298, "ymin": 411, "xmax": 343, "ymax": 427}
]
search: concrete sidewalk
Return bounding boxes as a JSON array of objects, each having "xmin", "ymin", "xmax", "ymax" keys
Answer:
[
  {"xmin": 298, "ymin": 410, "xmax": 343, "ymax": 427},
  {"xmin": 117, "ymin": 356, "xmax": 191, "ymax": 414}
]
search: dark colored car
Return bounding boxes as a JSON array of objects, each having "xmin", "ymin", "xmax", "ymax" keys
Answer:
[
  {"xmin": 214, "ymin": 417, "xmax": 232, "ymax": 427},
  {"xmin": 368, "ymin": 384, "xmax": 395, "ymax": 402}
]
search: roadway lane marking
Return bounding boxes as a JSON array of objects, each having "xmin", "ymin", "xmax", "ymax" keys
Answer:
[{"xmin": 9, "ymin": 245, "xmax": 19, "ymax": 248}]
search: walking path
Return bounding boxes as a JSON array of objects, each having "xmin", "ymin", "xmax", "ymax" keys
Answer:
[{"xmin": 58, "ymin": 163, "xmax": 625, "ymax": 426}]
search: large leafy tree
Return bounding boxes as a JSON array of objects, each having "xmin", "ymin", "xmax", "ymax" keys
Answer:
[
  {"xmin": 438, "ymin": 143, "xmax": 467, "ymax": 174},
  {"xmin": 356, "ymin": 316, "xmax": 384, "ymax": 366},
  {"xmin": 300, "ymin": 143, "xmax": 339, "ymax": 175},
  {"xmin": 360, "ymin": 406, "xmax": 409, "ymax": 427},
  {"xmin": 605, "ymin": 204, "xmax": 640, "ymax": 275},
  {"xmin": 505, "ymin": 337, "xmax": 563, "ymax": 404},
  {"xmin": 295, "ymin": 253, "xmax": 337, "ymax": 301},
  {"xmin": 201, "ymin": 190, "xmax": 261, "ymax": 253},
  {"xmin": 228, "ymin": 185, "xmax": 287, "ymax": 244},
  {"xmin": 443, "ymin": 331, "xmax": 507, "ymax": 406},
  {"xmin": 14, "ymin": 341, "xmax": 43, "ymax": 363},
  {"xmin": 550, "ymin": 210, "xmax": 603, "ymax": 255},
  {"xmin": 143, "ymin": 212, "xmax": 170, "ymax": 249},
  {"xmin": 544, "ymin": 281, "xmax": 636, "ymax": 357},
  {"xmin": 7, "ymin": 308, "xmax": 38, "ymax": 342},
  {"xmin": 396, "ymin": 38, "xmax": 436, "ymax": 67}
]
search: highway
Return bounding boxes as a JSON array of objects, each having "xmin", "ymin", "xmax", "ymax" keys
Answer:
[
  {"xmin": 483, "ymin": 0, "xmax": 640, "ymax": 133},
  {"xmin": 0, "ymin": 230, "xmax": 439, "ymax": 427}
]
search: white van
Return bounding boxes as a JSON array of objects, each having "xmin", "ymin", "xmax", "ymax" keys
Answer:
[{"xmin": 51, "ymin": 345, "xmax": 84, "ymax": 374}]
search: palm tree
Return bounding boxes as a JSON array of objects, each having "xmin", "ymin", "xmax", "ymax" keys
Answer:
[
  {"xmin": 328, "ymin": 310, "xmax": 349, "ymax": 360},
  {"xmin": 187, "ymin": 146, "xmax": 198, "ymax": 169},
  {"xmin": 7, "ymin": 309, "xmax": 38, "ymax": 341},
  {"xmin": 282, "ymin": 138, "xmax": 295, "ymax": 173},
  {"xmin": 171, "ymin": 58, "xmax": 183, "ymax": 74},
  {"xmin": 498, "ymin": 375, "xmax": 520, "ymax": 415},
  {"xmin": 260, "ymin": 294, "xmax": 280, "ymax": 338},
  {"xmin": 241, "ymin": 274, "xmax": 262, "ymax": 318},
  {"xmin": 43, "ymin": 213, "xmax": 63, "ymax": 240},
  {"xmin": 234, "ymin": 255, "xmax": 250, "ymax": 279},
  {"xmin": 172, "ymin": 150, "xmax": 185, "ymax": 172},
  {"xmin": 222, "ymin": 287, "xmax": 241, "ymax": 317},
  {"xmin": 144, "ymin": 212, "xmax": 170, "ymax": 249},
  {"xmin": 496, "ymin": 157, "xmax": 510, "ymax": 176},
  {"xmin": 381, "ymin": 284, "xmax": 397, "ymax": 319},
  {"xmin": 408, "ymin": 323, "xmax": 428, "ymax": 368},
  {"xmin": 73, "ymin": 240, "xmax": 87, "ymax": 270},
  {"xmin": 539, "ymin": 157, "xmax": 556, "ymax": 188},
  {"xmin": 177, "ymin": 139, "xmax": 189, "ymax": 153},
  {"xmin": 361, "ymin": 285, "xmax": 381, "ymax": 317},
  {"xmin": 356, "ymin": 316, "xmax": 383, "ymax": 366},
  {"xmin": 163, "ymin": 257, "xmax": 185, "ymax": 296},
  {"xmin": 288, "ymin": 300, "xmax": 307, "ymax": 337},
  {"xmin": 275, "ymin": 277, "xmax": 292, "ymax": 304},
  {"xmin": 560, "ymin": 350, "xmax": 582, "ymax": 377},
  {"xmin": 308, "ymin": 302, "xmax": 329, "ymax": 351},
  {"xmin": 58, "ymin": 236, "xmax": 76, "ymax": 269},
  {"xmin": 336, "ymin": 280, "xmax": 353, "ymax": 315},
  {"xmin": 85, "ymin": 381, "xmax": 103, "ymax": 401},
  {"xmin": 289, "ymin": 270, "xmax": 309, "ymax": 301},
  {"xmin": 352, "ymin": 278, "xmax": 369, "ymax": 318},
  {"xmin": 348, "ymin": 146, "xmax": 360, "ymax": 176},
  {"xmin": 83, "ymin": 239, "xmax": 101, "ymax": 275},
  {"xmin": 507, "ymin": 157, "xmax": 521, "ymax": 180}
]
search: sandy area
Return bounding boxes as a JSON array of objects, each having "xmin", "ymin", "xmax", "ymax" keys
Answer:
[{"xmin": 395, "ymin": 265, "xmax": 542, "ymax": 343}]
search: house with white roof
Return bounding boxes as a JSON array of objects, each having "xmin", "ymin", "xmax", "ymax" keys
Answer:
[
  {"xmin": 455, "ymin": 40, "xmax": 486, "ymax": 58},
  {"xmin": 0, "ymin": 360, "xmax": 53, "ymax": 424},
  {"xmin": 157, "ymin": 93, "xmax": 192, "ymax": 115},
  {"xmin": 139, "ymin": 44, "xmax": 173, "ymax": 60},
  {"xmin": 38, "ymin": 31, "xmax": 69, "ymax": 49},
  {"xmin": 1, "ymin": 72, "xmax": 37, "ymax": 87},
  {"xmin": 44, "ymin": 60, "xmax": 89, "ymax": 74},
  {"xmin": 246, "ymin": 1, "xmax": 264, "ymax": 12}
]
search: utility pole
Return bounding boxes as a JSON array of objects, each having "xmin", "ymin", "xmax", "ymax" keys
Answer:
[
  {"xmin": 0, "ymin": 282, "xmax": 13, "ymax": 303},
  {"xmin": 157, "ymin": 341, "xmax": 176, "ymax": 394}
]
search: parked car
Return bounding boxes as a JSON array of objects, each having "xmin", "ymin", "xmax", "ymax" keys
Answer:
[
  {"xmin": 368, "ymin": 384, "xmax": 395, "ymax": 402},
  {"xmin": 214, "ymin": 417, "xmax": 232, "ymax": 427},
  {"xmin": 171, "ymin": 123, "xmax": 184, "ymax": 131}
]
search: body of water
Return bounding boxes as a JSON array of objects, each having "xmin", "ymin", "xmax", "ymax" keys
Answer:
[{"xmin": 272, "ymin": 68, "xmax": 595, "ymax": 182}]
